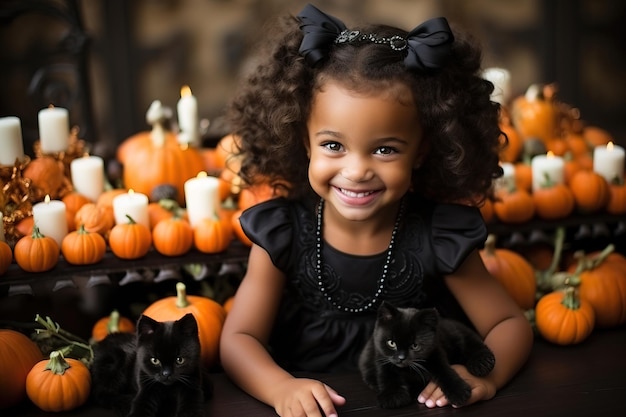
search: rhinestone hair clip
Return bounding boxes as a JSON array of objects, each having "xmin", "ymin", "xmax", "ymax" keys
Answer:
[{"xmin": 335, "ymin": 30, "xmax": 409, "ymax": 52}]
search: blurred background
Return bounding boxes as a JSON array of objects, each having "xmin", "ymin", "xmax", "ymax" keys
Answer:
[{"xmin": 1, "ymin": 0, "xmax": 625, "ymax": 161}]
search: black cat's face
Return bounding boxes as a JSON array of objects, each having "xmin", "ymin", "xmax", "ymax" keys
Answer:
[
  {"xmin": 373, "ymin": 302, "xmax": 439, "ymax": 368},
  {"xmin": 135, "ymin": 313, "xmax": 201, "ymax": 386}
]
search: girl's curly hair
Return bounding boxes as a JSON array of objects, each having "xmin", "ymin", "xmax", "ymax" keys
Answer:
[{"xmin": 227, "ymin": 13, "xmax": 504, "ymax": 205}]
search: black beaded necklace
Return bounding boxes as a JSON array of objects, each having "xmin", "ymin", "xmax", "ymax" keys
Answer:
[{"xmin": 315, "ymin": 198, "xmax": 404, "ymax": 313}]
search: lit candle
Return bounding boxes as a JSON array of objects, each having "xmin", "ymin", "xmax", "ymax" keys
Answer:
[
  {"xmin": 531, "ymin": 151, "xmax": 564, "ymax": 192},
  {"xmin": 184, "ymin": 171, "xmax": 220, "ymax": 228},
  {"xmin": 482, "ymin": 67, "xmax": 511, "ymax": 106},
  {"xmin": 70, "ymin": 155, "xmax": 105, "ymax": 202},
  {"xmin": 0, "ymin": 116, "xmax": 25, "ymax": 166},
  {"xmin": 112, "ymin": 189, "xmax": 150, "ymax": 229},
  {"xmin": 38, "ymin": 105, "xmax": 70, "ymax": 153},
  {"xmin": 177, "ymin": 85, "xmax": 199, "ymax": 147},
  {"xmin": 593, "ymin": 142, "xmax": 625, "ymax": 184},
  {"xmin": 32, "ymin": 195, "xmax": 68, "ymax": 246},
  {"xmin": 495, "ymin": 162, "xmax": 516, "ymax": 192}
]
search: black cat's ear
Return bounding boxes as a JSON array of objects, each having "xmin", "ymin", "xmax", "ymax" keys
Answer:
[
  {"xmin": 137, "ymin": 314, "xmax": 159, "ymax": 336},
  {"xmin": 177, "ymin": 313, "xmax": 199, "ymax": 337},
  {"xmin": 377, "ymin": 301, "xmax": 397, "ymax": 321},
  {"xmin": 420, "ymin": 308, "xmax": 440, "ymax": 329}
]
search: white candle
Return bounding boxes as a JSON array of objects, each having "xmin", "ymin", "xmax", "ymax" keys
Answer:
[
  {"xmin": 184, "ymin": 171, "xmax": 220, "ymax": 228},
  {"xmin": 495, "ymin": 162, "xmax": 516, "ymax": 192},
  {"xmin": 531, "ymin": 152, "xmax": 564, "ymax": 192},
  {"xmin": 32, "ymin": 195, "xmax": 68, "ymax": 246},
  {"xmin": 177, "ymin": 85, "xmax": 200, "ymax": 147},
  {"xmin": 482, "ymin": 67, "xmax": 511, "ymax": 106},
  {"xmin": 0, "ymin": 116, "xmax": 25, "ymax": 165},
  {"xmin": 112, "ymin": 190, "xmax": 150, "ymax": 229},
  {"xmin": 0, "ymin": 211, "xmax": 5, "ymax": 242},
  {"xmin": 70, "ymin": 155, "xmax": 105, "ymax": 202},
  {"xmin": 593, "ymin": 142, "xmax": 625, "ymax": 184},
  {"xmin": 38, "ymin": 106, "xmax": 70, "ymax": 153}
]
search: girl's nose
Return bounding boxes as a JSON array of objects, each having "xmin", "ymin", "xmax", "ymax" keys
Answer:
[{"xmin": 341, "ymin": 155, "xmax": 374, "ymax": 183}]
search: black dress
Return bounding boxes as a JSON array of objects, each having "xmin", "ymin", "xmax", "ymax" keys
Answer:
[{"xmin": 239, "ymin": 193, "xmax": 487, "ymax": 372}]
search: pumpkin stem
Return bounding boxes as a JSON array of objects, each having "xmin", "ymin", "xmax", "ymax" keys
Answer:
[
  {"xmin": 125, "ymin": 214, "xmax": 137, "ymax": 224},
  {"xmin": 560, "ymin": 286, "xmax": 581, "ymax": 310},
  {"xmin": 484, "ymin": 234, "xmax": 497, "ymax": 256},
  {"xmin": 31, "ymin": 224, "xmax": 46, "ymax": 239},
  {"xmin": 572, "ymin": 243, "xmax": 615, "ymax": 273},
  {"xmin": 536, "ymin": 227, "xmax": 567, "ymax": 293},
  {"xmin": 176, "ymin": 282, "xmax": 190, "ymax": 308},
  {"xmin": 45, "ymin": 350, "xmax": 71, "ymax": 375},
  {"xmin": 106, "ymin": 310, "xmax": 122, "ymax": 334},
  {"xmin": 33, "ymin": 314, "xmax": 94, "ymax": 365}
]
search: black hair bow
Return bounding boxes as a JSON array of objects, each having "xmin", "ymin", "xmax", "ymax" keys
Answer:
[{"xmin": 297, "ymin": 3, "xmax": 454, "ymax": 71}]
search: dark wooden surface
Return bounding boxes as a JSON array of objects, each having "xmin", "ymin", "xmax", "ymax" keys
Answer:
[{"xmin": 5, "ymin": 325, "xmax": 626, "ymax": 417}]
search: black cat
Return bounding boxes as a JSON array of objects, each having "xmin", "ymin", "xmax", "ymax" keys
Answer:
[
  {"xmin": 358, "ymin": 301, "xmax": 495, "ymax": 409},
  {"xmin": 90, "ymin": 313, "xmax": 212, "ymax": 417}
]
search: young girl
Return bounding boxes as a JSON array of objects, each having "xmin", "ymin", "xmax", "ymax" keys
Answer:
[{"xmin": 219, "ymin": 4, "xmax": 533, "ymax": 417}]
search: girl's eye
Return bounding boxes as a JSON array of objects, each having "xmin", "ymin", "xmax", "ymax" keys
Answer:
[
  {"xmin": 150, "ymin": 357, "xmax": 161, "ymax": 366},
  {"xmin": 411, "ymin": 343, "xmax": 421, "ymax": 351},
  {"xmin": 386, "ymin": 340, "xmax": 397, "ymax": 349},
  {"xmin": 176, "ymin": 357, "xmax": 185, "ymax": 365},
  {"xmin": 375, "ymin": 146, "xmax": 397, "ymax": 155},
  {"xmin": 322, "ymin": 142, "xmax": 343, "ymax": 152}
]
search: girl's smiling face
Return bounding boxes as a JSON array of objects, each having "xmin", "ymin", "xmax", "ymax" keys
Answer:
[{"xmin": 307, "ymin": 80, "xmax": 425, "ymax": 222}]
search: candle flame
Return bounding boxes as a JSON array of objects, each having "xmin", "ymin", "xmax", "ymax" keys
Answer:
[
  {"xmin": 197, "ymin": 171, "xmax": 208, "ymax": 178},
  {"xmin": 607, "ymin": 141, "xmax": 614, "ymax": 151},
  {"xmin": 181, "ymin": 85, "xmax": 192, "ymax": 97},
  {"xmin": 546, "ymin": 151, "xmax": 555, "ymax": 158},
  {"xmin": 128, "ymin": 189, "xmax": 135, "ymax": 195},
  {"xmin": 44, "ymin": 194, "xmax": 51, "ymax": 203}
]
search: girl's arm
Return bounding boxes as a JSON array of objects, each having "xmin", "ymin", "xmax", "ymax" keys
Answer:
[
  {"xmin": 220, "ymin": 244, "xmax": 345, "ymax": 417},
  {"xmin": 419, "ymin": 249, "xmax": 534, "ymax": 407}
]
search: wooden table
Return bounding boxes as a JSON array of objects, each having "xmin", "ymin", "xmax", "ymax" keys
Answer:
[{"xmin": 6, "ymin": 325, "xmax": 626, "ymax": 417}]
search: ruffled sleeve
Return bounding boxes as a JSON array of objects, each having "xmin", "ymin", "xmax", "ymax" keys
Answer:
[
  {"xmin": 238, "ymin": 198, "xmax": 295, "ymax": 271},
  {"xmin": 430, "ymin": 203, "xmax": 487, "ymax": 275}
]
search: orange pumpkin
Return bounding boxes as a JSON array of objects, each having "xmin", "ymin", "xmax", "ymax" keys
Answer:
[
  {"xmin": 91, "ymin": 310, "xmax": 136, "ymax": 342},
  {"xmin": 510, "ymin": 84, "xmax": 559, "ymax": 145},
  {"xmin": 193, "ymin": 217, "xmax": 232, "ymax": 254},
  {"xmin": 14, "ymin": 225, "xmax": 60, "ymax": 272},
  {"xmin": 142, "ymin": 282, "xmax": 226, "ymax": 367},
  {"xmin": 535, "ymin": 287, "xmax": 595, "ymax": 345},
  {"xmin": 479, "ymin": 235, "xmax": 537, "ymax": 310},
  {"xmin": 231, "ymin": 209, "xmax": 253, "ymax": 247},
  {"xmin": 117, "ymin": 130, "xmax": 205, "ymax": 205},
  {"xmin": 62, "ymin": 191, "xmax": 91, "ymax": 214},
  {"xmin": 61, "ymin": 224, "xmax": 107, "ymax": 265},
  {"xmin": 152, "ymin": 216, "xmax": 194, "ymax": 257},
  {"xmin": 582, "ymin": 125, "xmax": 613, "ymax": 147},
  {"xmin": 567, "ymin": 247, "xmax": 626, "ymax": 328},
  {"xmin": 478, "ymin": 198, "xmax": 494, "ymax": 224},
  {"xmin": 0, "ymin": 329, "xmax": 43, "ymax": 409},
  {"xmin": 606, "ymin": 182, "xmax": 626, "ymax": 214},
  {"xmin": 26, "ymin": 350, "xmax": 91, "ymax": 412},
  {"xmin": 498, "ymin": 121, "xmax": 523, "ymax": 163},
  {"xmin": 0, "ymin": 240, "xmax": 12, "ymax": 276},
  {"xmin": 532, "ymin": 183, "xmax": 575, "ymax": 220},
  {"xmin": 568, "ymin": 170, "xmax": 609, "ymax": 213},
  {"xmin": 23, "ymin": 156, "xmax": 67, "ymax": 199},
  {"xmin": 223, "ymin": 296, "xmax": 235, "ymax": 314},
  {"xmin": 513, "ymin": 162, "xmax": 532, "ymax": 192},
  {"xmin": 74, "ymin": 203, "xmax": 115, "ymax": 237},
  {"xmin": 108, "ymin": 215, "xmax": 152, "ymax": 259},
  {"xmin": 492, "ymin": 187, "xmax": 535, "ymax": 224}
]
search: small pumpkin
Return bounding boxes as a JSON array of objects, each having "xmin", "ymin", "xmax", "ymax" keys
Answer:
[
  {"xmin": 567, "ymin": 246, "xmax": 626, "ymax": 328},
  {"xmin": 0, "ymin": 240, "xmax": 12, "ymax": 276},
  {"xmin": 510, "ymin": 84, "xmax": 559, "ymax": 145},
  {"xmin": 193, "ymin": 217, "xmax": 232, "ymax": 254},
  {"xmin": 152, "ymin": 215, "xmax": 193, "ymax": 257},
  {"xmin": 74, "ymin": 202, "xmax": 115, "ymax": 237},
  {"xmin": 109, "ymin": 215, "xmax": 152, "ymax": 259},
  {"xmin": 535, "ymin": 286, "xmax": 595, "ymax": 345},
  {"xmin": 498, "ymin": 119, "xmax": 523, "ymax": 163},
  {"xmin": 514, "ymin": 161, "xmax": 533, "ymax": 192},
  {"xmin": 492, "ymin": 187, "xmax": 535, "ymax": 224},
  {"xmin": 0, "ymin": 329, "xmax": 43, "ymax": 409},
  {"xmin": 231, "ymin": 209, "xmax": 253, "ymax": 247},
  {"xmin": 479, "ymin": 234, "xmax": 537, "ymax": 310},
  {"xmin": 61, "ymin": 224, "xmax": 107, "ymax": 265},
  {"xmin": 22, "ymin": 156, "xmax": 67, "ymax": 199},
  {"xmin": 142, "ymin": 282, "xmax": 226, "ymax": 367},
  {"xmin": 568, "ymin": 170, "xmax": 609, "ymax": 213},
  {"xmin": 14, "ymin": 225, "xmax": 60, "ymax": 272},
  {"xmin": 91, "ymin": 310, "xmax": 136, "ymax": 342},
  {"xmin": 532, "ymin": 182, "xmax": 575, "ymax": 220},
  {"xmin": 26, "ymin": 350, "xmax": 91, "ymax": 412},
  {"xmin": 606, "ymin": 181, "xmax": 626, "ymax": 215}
]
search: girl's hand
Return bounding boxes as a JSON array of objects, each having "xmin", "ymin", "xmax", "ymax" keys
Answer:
[
  {"xmin": 272, "ymin": 378, "xmax": 346, "ymax": 417},
  {"xmin": 417, "ymin": 365, "xmax": 497, "ymax": 408}
]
